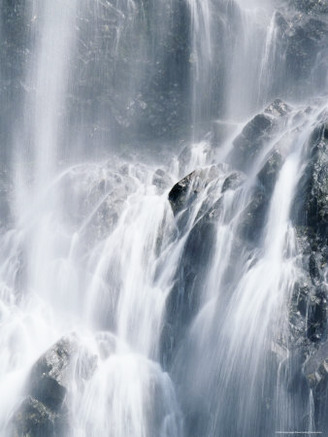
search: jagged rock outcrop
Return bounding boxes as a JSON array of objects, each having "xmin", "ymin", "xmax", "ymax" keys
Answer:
[
  {"xmin": 163, "ymin": 107, "xmax": 293, "ymax": 367},
  {"xmin": 168, "ymin": 165, "xmax": 223, "ymax": 217},
  {"xmin": 168, "ymin": 171, "xmax": 198, "ymax": 217},
  {"xmin": 163, "ymin": 165, "xmax": 247, "ymax": 368},
  {"xmin": 287, "ymin": 117, "xmax": 328, "ymax": 432}
]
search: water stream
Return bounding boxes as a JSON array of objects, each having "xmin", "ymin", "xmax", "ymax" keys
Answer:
[{"xmin": 1, "ymin": 0, "xmax": 328, "ymax": 436}]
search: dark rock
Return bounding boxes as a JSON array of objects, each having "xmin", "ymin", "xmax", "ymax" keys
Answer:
[
  {"xmin": 163, "ymin": 166, "xmax": 230, "ymax": 368},
  {"xmin": 307, "ymin": 287, "xmax": 328, "ymax": 343},
  {"xmin": 12, "ymin": 337, "xmax": 76, "ymax": 437},
  {"xmin": 13, "ymin": 396, "xmax": 68, "ymax": 437},
  {"xmin": 257, "ymin": 149, "xmax": 284, "ymax": 195},
  {"xmin": 289, "ymin": 281, "xmax": 312, "ymax": 347},
  {"xmin": 286, "ymin": 17, "xmax": 328, "ymax": 80},
  {"xmin": 304, "ymin": 341, "xmax": 328, "ymax": 430},
  {"xmin": 230, "ymin": 99, "xmax": 291, "ymax": 171},
  {"xmin": 288, "ymin": 120, "xmax": 328, "ymax": 400},
  {"xmin": 12, "ymin": 336, "xmax": 97, "ymax": 437},
  {"xmin": 168, "ymin": 166, "xmax": 221, "ymax": 216},
  {"xmin": 168, "ymin": 171, "xmax": 196, "ymax": 216},
  {"xmin": 275, "ymin": 7, "xmax": 328, "ymax": 97},
  {"xmin": 290, "ymin": 0, "xmax": 328, "ymax": 14},
  {"xmin": 293, "ymin": 122, "xmax": 328, "ymax": 241},
  {"xmin": 237, "ymin": 187, "xmax": 268, "ymax": 244},
  {"xmin": 29, "ymin": 337, "xmax": 76, "ymax": 412},
  {"xmin": 290, "ymin": 248, "xmax": 328, "ymax": 346},
  {"xmin": 305, "ymin": 342, "xmax": 328, "ymax": 386},
  {"xmin": 221, "ymin": 171, "xmax": 244, "ymax": 193},
  {"xmin": 161, "ymin": 214, "xmax": 217, "ymax": 369},
  {"xmin": 309, "ymin": 252, "xmax": 322, "ymax": 283}
]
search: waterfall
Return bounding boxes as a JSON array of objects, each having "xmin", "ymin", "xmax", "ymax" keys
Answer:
[{"xmin": 1, "ymin": 0, "xmax": 328, "ymax": 436}]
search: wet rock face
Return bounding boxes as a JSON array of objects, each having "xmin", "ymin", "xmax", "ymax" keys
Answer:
[
  {"xmin": 237, "ymin": 187, "xmax": 268, "ymax": 244},
  {"xmin": 13, "ymin": 337, "xmax": 75, "ymax": 437},
  {"xmin": 305, "ymin": 126, "xmax": 328, "ymax": 238},
  {"xmin": 29, "ymin": 338, "xmax": 75, "ymax": 412},
  {"xmin": 290, "ymin": 0, "xmax": 328, "ymax": 14},
  {"xmin": 161, "ymin": 214, "xmax": 217, "ymax": 368},
  {"xmin": 230, "ymin": 99, "xmax": 290, "ymax": 171},
  {"xmin": 289, "ymin": 238, "xmax": 328, "ymax": 349},
  {"xmin": 286, "ymin": 119, "xmax": 328, "ymax": 434},
  {"xmin": 13, "ymin": 396, "xmax": 69, "ymax": 437},
  {"xmin": 168, "ymin": 171, "xmax": 197, "ymax": 216},
  {"xmin": 163, "ymin": 165, "xmax": 250, "ymax": 368},
  {"xmin": 285, "ymin": 17, "xmax": 328, "ymax": 84},
  {"xmin": 304, "ymin": 341, "xmax": 328, "ymax": 429},
  {"xmin": 235, "ymin": 148, "xmax": 284, "ymax": 245},
  {"xmin": 257, "ymin": 149, "xmax": 284, "ymax": 195},
  {"xmin": 165, "ymin": 101, "xmax": 328, "ymax": 426},
  {"xmin": 12, "ymin": 336, "xmax": 97, "ymax": 437},
  {"xmin": 168, "ymin": 166, "xmax": 223, "ymax": 217},
  {"xmin": 163, "ymin": 167, "xmax": 226, "ymax": 366},
  {"xmin": 275, "ymin": 4, "xmax": 328, "ymax": 98},
  {"xmin": 221, "ymin": 171, "xmax": 244, "ymax": 193},
  {"xmin": 234, "ymin": 148, "xmax": 284, "ymax": 244},
  {"xmin": 293, "ymin": 121, "xmax": 328, "ymax": 239},
  {"xmin": 163, "ymin": 126, "xmax": 289, "ymax": 367}
]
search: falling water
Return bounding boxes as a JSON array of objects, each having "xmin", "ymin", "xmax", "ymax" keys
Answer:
[{"xmin": 1, "ymin": 0, "xmax": 328, "ymax": 436}]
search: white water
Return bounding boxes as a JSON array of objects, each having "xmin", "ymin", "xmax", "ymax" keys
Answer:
[{"xmin": 1, "ymin": 0, "xmax": 328, "ymax": 436}]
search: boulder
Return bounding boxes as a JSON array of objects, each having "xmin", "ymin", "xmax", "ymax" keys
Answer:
[
  {"xmin": 168, "ymin": 166, "xmax": 221, "ymax": 217},
  {"xmin": 230, "ymin": 99, "xmax": 291, "ymax": 171},
  {"xmin": 168, "ymin": 171, "xmax": 197, "ymax": 216},
  {"xmin": 28, "ymin": 337, "xmax": 75, "ymax": 412},
  {"xmin": 12, "ymin": 396, "xmax": 68, "ymax": 437},
  {"xmin": 12, "ymin": 336, "xmax": 97, "ymax": 437}
]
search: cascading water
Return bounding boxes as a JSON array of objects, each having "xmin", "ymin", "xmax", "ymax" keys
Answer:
[{"xmin": 2, "ymin": 0, "xmax": 328, "ymax": 436}]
